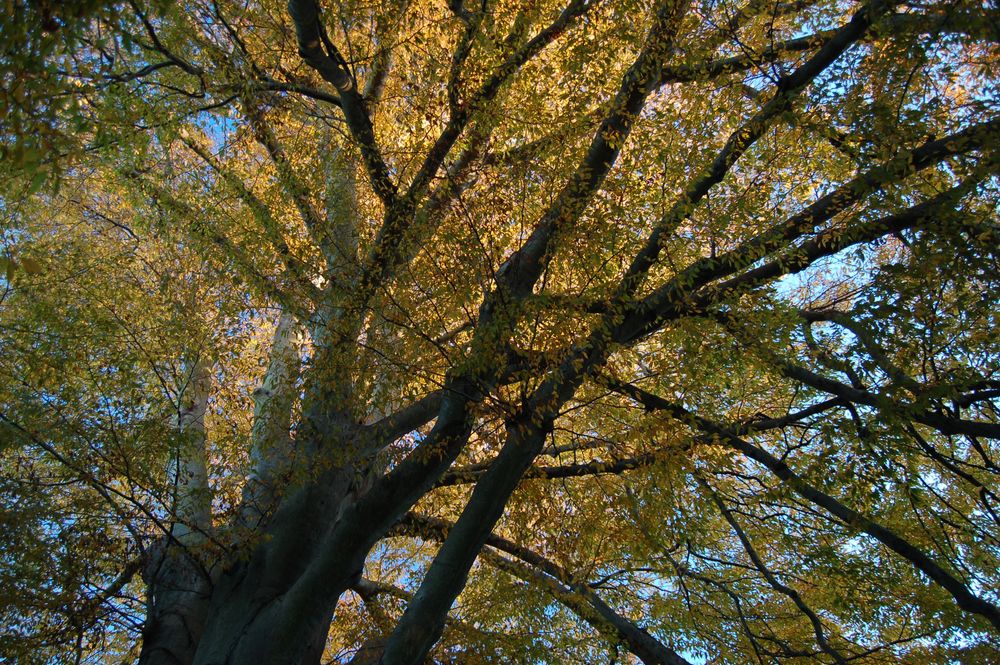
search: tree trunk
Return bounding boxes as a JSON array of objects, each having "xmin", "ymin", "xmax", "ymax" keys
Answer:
[{"xmin": 139, "ymin": 360, "xmax": 213, "ymax": 665}]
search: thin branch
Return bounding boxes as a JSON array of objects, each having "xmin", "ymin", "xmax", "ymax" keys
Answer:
[
  {"xmin": 695, "ymin": 474, "xmax": 848, "ymax": 663},
  {"xmin": 606, "ymin": 381, "xmax": 1000, "ymax": 631}
]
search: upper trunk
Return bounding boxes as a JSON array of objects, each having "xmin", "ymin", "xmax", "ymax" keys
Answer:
[{"xmin": 139, "ymin": 360, "xmax": 214, "ymax": 665}]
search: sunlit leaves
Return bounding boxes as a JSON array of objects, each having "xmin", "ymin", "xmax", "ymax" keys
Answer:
[{"xmin": 1, "ymin": 0, "xmax": 998, "ymax": 661}]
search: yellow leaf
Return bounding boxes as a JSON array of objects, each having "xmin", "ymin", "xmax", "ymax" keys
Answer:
[{"xmin": 20, "ymin": 257, "xmax": 43, "ymax": 274}]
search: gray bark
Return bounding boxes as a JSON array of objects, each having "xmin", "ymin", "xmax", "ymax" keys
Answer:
[{"xmin": 139, "ymin": 360, "xmax": 214, "ymax": 665}]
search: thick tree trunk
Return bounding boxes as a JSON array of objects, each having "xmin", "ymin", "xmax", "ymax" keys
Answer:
[
  {"xmin": 139, "ymin": 545, "xmax": 212, "ymax": 665},
  {"xmin": 140, "ymin": 124, "xmax": 378, "ymax": 665},
  {"xmin": 139, "ymin": 361, "xmax": 214, "ymax": 665},
  {"xmin": 190, "ymin": 468, "xmax": 359, "ymax": 664}
]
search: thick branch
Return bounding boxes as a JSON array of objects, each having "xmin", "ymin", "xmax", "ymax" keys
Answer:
[
  {"xmin": 363, "ymin": 390, "xmax": 446, "ymax": 446},
  {"xmin": 239, "ymin": 312, "xmax": 301, "ymax": 527},
  {"xmin": 398, "ymin": 513, "xmax": 693, "ymax": 665},
  {"xmin": 352, "ymin": 0, "xmax": 602, "ymax": 307},
  {"xmin": 288, "ymin": 0, "xmax": 398, "ymax": 206},
  {"xmin": 493, "ymin": 0, "xmax": 688, "ymax": 305},
  {"xmin": 362, "ymin": 0, "xmax": 411, "ymax": 107}
]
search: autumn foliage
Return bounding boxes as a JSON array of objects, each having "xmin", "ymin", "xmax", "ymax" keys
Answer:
[{"xmin": 0, "ymin": 0, "xmax": 998, "ymax": 663}]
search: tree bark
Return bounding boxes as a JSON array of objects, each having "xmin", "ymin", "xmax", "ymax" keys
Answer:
[{"xmin": 140, "ymin": 360, "xmax": 213, "ymax": 665}]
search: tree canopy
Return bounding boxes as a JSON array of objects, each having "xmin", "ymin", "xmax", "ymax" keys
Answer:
[{"xmin": 0, "ymin": 0, "xmax": 998, "ymax": 662}]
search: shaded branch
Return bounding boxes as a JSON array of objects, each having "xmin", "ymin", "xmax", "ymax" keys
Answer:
[
  {"xmin": 240, "ymin": 99, "xmax": 336, "ymax": 268},
  {"xmin": 658, "ymin": 9, "xmax": 1000, "ymax": 87},
  {"xmin": 288, "ymin": 0, "xmax": 398, "ymax": 206},
  {"xmin": 179, "ymin": 136, "xmax": 321, "ymax": 301},
  {"xmin": 397, "ymin": 512, "xmax": 693, "ymax": 665},
  {"xmin": 616, "ymin": 119, "xmax": 999, "ymax": 344},
  {"xmin": 617, "ymin": 0, "xmax": 896, "ymax": 303},
  {"xmin": 133, "ymin": 173, "xmax": 309, "ymax": 317}
]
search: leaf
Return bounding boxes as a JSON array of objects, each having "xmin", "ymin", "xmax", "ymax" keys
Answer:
[
  {"xmin": 27, "ymin": 170, "xmax": 47, "ymax": 195},
  {"xmin": 20, "ymin": 257, "xmax": 43, "ymax": 275}
]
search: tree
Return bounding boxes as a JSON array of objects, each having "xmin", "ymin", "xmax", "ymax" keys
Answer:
[{"xmin": 0, "ymin": 0, "xmax": 998, "ymax": 662}]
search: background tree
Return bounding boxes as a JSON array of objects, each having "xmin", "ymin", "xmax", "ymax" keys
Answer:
[{"xmin": 0, "ymin": 0, "xmax": 998, "ymax": 662}]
